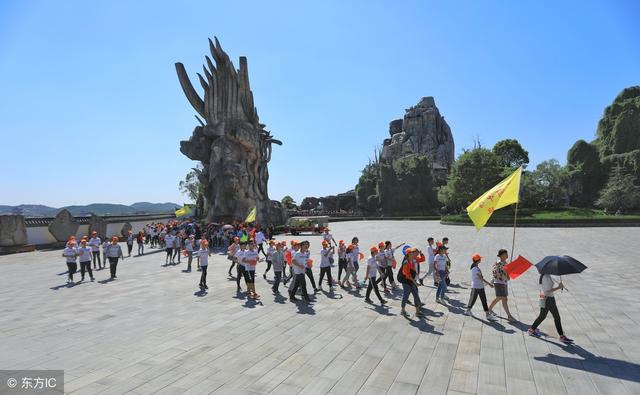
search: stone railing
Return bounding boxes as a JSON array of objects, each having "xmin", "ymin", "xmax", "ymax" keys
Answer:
[{"xmin": 0, "ymin": 211, "xmax": 176, "ymax": 254}]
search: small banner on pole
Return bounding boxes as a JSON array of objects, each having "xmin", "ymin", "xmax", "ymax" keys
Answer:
[
  {"xmin": 466, "ymin": 167, "xmax": 522, "ymax": 230},
  {"xmin": 504, "ymin": 255, "xmax": 533, "ymax": 280}
]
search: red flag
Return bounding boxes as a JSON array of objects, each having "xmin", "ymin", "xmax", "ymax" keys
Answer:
[{"xmin": 504, "ymin": 255, "xmax": 533, "ymax": 280}]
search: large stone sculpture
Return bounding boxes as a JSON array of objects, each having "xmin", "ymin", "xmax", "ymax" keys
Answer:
[
  {"xmin": 176, "ymin": 38, "xmax": 285, "ymax": 225},
  {"xmin": 0, "ymin": 215, "xmax": 28, "ymax": 247},
  {"xmin": 381, "ymin": 97, "xmax": 455, "ymax": 176},
  {"xmin": 48, "ymin": 209, "xmax": 79, "ymax": 242}
]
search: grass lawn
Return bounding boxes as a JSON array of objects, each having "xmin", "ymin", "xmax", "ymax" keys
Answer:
[{"xmin": 442, "ymin": 207, "xmax": 640, "ymax": 224}]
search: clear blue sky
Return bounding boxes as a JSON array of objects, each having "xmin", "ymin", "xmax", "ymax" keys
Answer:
[{"xmin": 1, "ymin": 0, "xmax": 638, "ymax": 207}]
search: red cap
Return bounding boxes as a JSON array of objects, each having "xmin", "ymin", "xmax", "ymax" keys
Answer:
[{"xmin": 472, "ymin": 253, "xmax": 482, "ymax": 262}]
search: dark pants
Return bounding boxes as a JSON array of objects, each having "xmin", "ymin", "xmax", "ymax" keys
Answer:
[
  {"xmin": 401, "ymin": 282, "xmax": 421, "ymax": 308},
  {"xmin": 187, "ymin": 251, "xmax": 193, "ymax": 270},
  {"xmin": 531, "ymin": 297, "xmax": 564, "ymax": 336},
  {"xmin": 173, "ymin": 248, "xmax": 180, "ymax": 262},
  {"xmin": 305, "ymin": 267, "xmax": 317, "ymax": 290},
  {"xmin": 385, "ymin": 266, "xmax": 395, "ymax": 287},
  {"xmin": 165, "ymin": 248, "xmax": 172, "ymax": 263},
  {"xmin": 283, "ymin": 266, "xmax": 293, "ymax": 284},
  {"xmin": 257, "ymin": 243, "xmax": 266, "ymax": 258},
  {"xmin": 366, "ymin": 277, "xmax": 384, "ymax": 301},
  {"xmin": 80, "ymin": 260, "xmax": 93, "ymax": 280},
  {"xmin": 338, "ymin": 258, "xmax": 346, "ymax": 281},
  {"xmin": 127, "ymin": 244, "xmax": 133, "ymax": 255},
  {"xmin": 91, "ymin": 251, "xmax": 101, "ymax": 268},
  {"xmin": 272, "ymin": 271, "xmax": 282, "ymax": 292},
  {"xmin": 319, "ymin": 267, "xmax": 333, "ymax": 287},
  {"xmin": 108, "ymin": 257, "xmax": 119, "ymax": 278},
  {"xmin": 228, "ymin": 259, "xmax": 235, "ymax": 274},
  {"xmin": 264, "ymin": 260, "xmax": 272, "ymax": 275},
  {"xmin": 66, "ymin": 262, "xmax": 77, "ymax": 281},
  {"xmin": 467, "ymin": 288, "xmax": 489, "ymax": 311},
  {"xmin": 237, "ymin": 265, "xmax": 245, "ymax": 288},
  {"xmin": 137, "ymin": 243, "xmax": 144, "ymax": 255},
  {"xmin": 289, "ymin": 273, "xmax": 309, "ymax": 300},
  {"xmin": 200, "ymin": 265, "xmax": 208, "ymax": 287}
]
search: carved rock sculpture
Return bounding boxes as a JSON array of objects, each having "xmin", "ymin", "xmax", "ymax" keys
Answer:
[
  {"xmin": 48, "ymin": 209, "xmax": 79, "ymax": 242},
  {"xmin": 176, "ymin": 37, "xmax": 285, "ymax": 225},
  {"xmin": 88, "ymin": 214, "xmax": 107, "ymax": 239},
  {"xmin": 121, "ymin": 222, "xmax": 132, "ymax": 237}
]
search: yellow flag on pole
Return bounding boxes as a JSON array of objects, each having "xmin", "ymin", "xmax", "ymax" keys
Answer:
[
  {"xmin": 466, "ymin": 167, "xmax": 522, "ymax": 230},
  {"xmin": 245, "ymin": 206, "xmax": 257, "ymax": 223},
  {"xmin": 175, "ymin": 205, "xmax": 192, "ymax": 217}
]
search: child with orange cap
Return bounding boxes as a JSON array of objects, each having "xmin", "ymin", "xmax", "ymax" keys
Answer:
[
  {"xmin": 77, "ymin": 239, "xmax": 95, "ymax": 282},
  {"xmin": 465, "ymin": 253, "xmax": 496, "ymax": 320},
  {"xmin": 283, "ymin": 240, "xmax": 299, "ymax": 286},
  {"xmin": 365, "ymin": 247, "xmax": 387, "ymax": 305},
  {"xmin": 263, "ymin": 239, "xmax": 276, "ymax": 280},
  {"xmin": 88, "ymin": 231, "xmax": 102, "ymax": 269},
  {"xmin": 318, "ymin": 240, "xmax": 335, "ymax": 290},
  {"xmin": 242, "ymin": 240, "xmax": 262, "ymax": 299},
  {"xmin": 340, "ymin": 244, "xmax": 359, "ymax": 288},
  {"xmin": 62, "ymin": 239, "xmax": 80, "ymax": 284},
  {"xmin": 196, "ymin": 240, "xmax": 211, "ymax": 289},
  {"xmin": 289, "ymin": 240, "xmax": 311, "ymax": 303},
  {"xmin": 126, "ymin": 230, "xmax": 134, "ymax": 257},
  {"xmin": 105, "ymin": 236, "xmax": 124, "ymax": 280},
  {"xmin": 235, "ymin": 241, "xmax": 247, "ymax": 292},
  {"xmin": 398, "ymin": 248, "xmax": 425, "ymax": 317},
  {"xmin": 383, "ymin": 241, "xmax": 405, "ymax": 291}
]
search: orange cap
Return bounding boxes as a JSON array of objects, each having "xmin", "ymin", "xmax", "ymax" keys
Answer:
[
  {"xmin": 111, "ymin": 236, "xmax": 119, "ymax": 242},
  {"xmin": 377, "ymin": 242, "xmax": 385, "ymax": 248},
  {"xmin": 339, "ymin": 240, "xmax": 344, "ymax": 244},
  {"xmin": 290, "ymin": 240, "xmax": 297, "ymax": 246},
  {"xmin": 321, "ymin": 240, "xmax": 329, "ymax": 246},
  {"xmin": 472, "ymin": 253, "xmax": 482, "ymax": 262},
  {"xmin": 370, "ymin": 246, "xmax": 379, "ymax": 253}
]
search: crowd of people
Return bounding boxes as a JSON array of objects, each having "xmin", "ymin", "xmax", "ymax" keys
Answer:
[{"xmin": 60, "ymin": 224, "xmax": 572, "ymax": 343}]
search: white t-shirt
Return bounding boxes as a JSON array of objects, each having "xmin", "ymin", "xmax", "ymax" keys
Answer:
[
  {"xmin": 292, "ymin": 251, "xmax": 309, "ymax": 274},
  {"xmin": 185, "ymin": 239, "xmax": 195, "ymax": 252},
  {"xmin": 366, "ymin": 257, "xmax": 379, "ymax": 278},
  {"xmin": 88, "ymin": 237, "xmax": 101, "ymax": 252},
  {"xmin": 196, "ymin": 249, "xmax": 209, "ymax": 266},
  {"xmin": 470, "ymin": 266, "xmax": 484, "ymax": 289},
  {"xmin": 243, "ymin": 250, "xmax": 259, "ymax": 271},
  {"xmin": 255, "ymin": 231, "xmax": 266, "ymax": 244},
  {"xmin": 63, "ymin": 247, "xmax": 78, "ymax": 263},
  {"xmin": 323, "ymin": 233, "xmax": 332, "ymax": 243},
  {"xmin": 541, "ymin": 274, "xmax": 555, "ymax": 297},
  {"xmin": 351, "ymin": 245, "xmax": 360, "ymax": 263},
  {"xmin": 434, "ymin": 254, "xmax": 448, "ymax": 271},
  {"xmin": 320, "ymin": 248, "xmax": 332, "ymax": 268},
  {"xmin": 427, "ymin": 244, "xmax": 435, "ymax": 264},
  {"xmin": 384, "ymin": 249, "xmax": 394, "ymax": 266},
  {"xmin": 77, "ymin": 246, "xmax": 92, "ymax": 262},
  {"xmin": 376, "ymin": 253, "xmax": 387, "ymax": 268},
  {"xmin": 164, "ymin": 235, "xmax": 175, "ymax": 248},
  {"xmin": 235, "ymin": 249, "xmax": 246, "ymax": 267},
  {"xmin": 266, "ymin": 246, "xmax": 275, "ymax": 260}
]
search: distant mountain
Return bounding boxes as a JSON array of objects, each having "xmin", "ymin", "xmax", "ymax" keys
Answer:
[{"xmin": 0, "ymin": 202, "xmax": 181, "ymax": 217}]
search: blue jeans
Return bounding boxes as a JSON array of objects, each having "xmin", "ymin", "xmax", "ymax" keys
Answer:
[
  {"xmin": 401, "ymin": 282, "xmax": 421, "ymax": 308},
  {"xmin": 436, "ymin": 270, "xmax": 447, "ymax": 299},
  {"xmin": 354, "ymin": 261, "xmax": 359, "ymax": 273}
]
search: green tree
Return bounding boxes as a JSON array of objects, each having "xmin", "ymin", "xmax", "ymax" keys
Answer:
[
  {"xmin": 178, "ymin": 165, "xmax": 204, "ymax": 203},
  {"xmin": 596, "ymin": 86, "xmax": 640, "ymax": 157},
  {"xmin": 596, "ymin": 165, "xmax": 640, "ymax": 212},
  {"xmin": 355, "ymin": 163, "xmax": 380, "ymax": 212},
  {"xmin": 438, "ymin": 148, "xmax": 503, "ymax": 209},
  {"xmin": 280, "ymin": 195, "xmax": 297, "ymax": 210},
  {"xmin": 566, "ymin": 140, "xmax": 605, "ymax": 207},
  {"xmin": 492, "ymin": 139, "xmax": 530, "ymax": 169},
  {"xmin": 524, "ymin": 159, "xmax": 570, "ymax": 208},
  {"xmin": 392, "ymin": 155, "xmax": 438, "ymax": 211}
]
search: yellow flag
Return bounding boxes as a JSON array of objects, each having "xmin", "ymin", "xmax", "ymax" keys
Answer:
[
  {"xmin": 245, "ymin": 206, "xmax": 257, "ymax": 223},
  {"xmin": 466, "ymin": 167, "xmax": 522, "ymax": 230},
  {"xmin": 175, "ymin": 205, "xmax": 192, "ymax": 217}
]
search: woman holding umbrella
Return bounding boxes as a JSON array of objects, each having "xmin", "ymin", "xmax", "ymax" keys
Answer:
[{"xmin": 528, "ymin": 255, "xmax": 585, "ymax": 343}]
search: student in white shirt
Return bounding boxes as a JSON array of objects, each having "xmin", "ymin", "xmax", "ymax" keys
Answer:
[
  {"xmin": 235, "ymin": 242, "xmax": 247, "ymax": 292},
  {"xmin": 163, "ymin": 233, "xmax": 175, "ymax": 265},
  {"xmin": 464, "ymin": 254, "xmax": 496, "ymax": 320},
  {"xmin": 420, "ymin": 237, "xmax": 435, "ymax": 285},
  {"xmin": 101, "ymin": 239, "xmax": 110, "ymax": 267},
  {"xmin": 318, "ymin": 241, "xmax": 335, "ymax": 290},
  {"xmin": 185, "ymin": 235, "xmax": 196, "ymax": 271},
  {"xmin": 383, "ymin": 241, "xmax": 404, "ymax": 291},
  {"xmin": 434, "ymin": 246, "xmax": 449, "ymax": 303},
  {"xmin": 364, "ymin": 247, "xmax": 387, "ymax": 305},
  {"xmin": 227, "ymin": 237, "xmax": 240, "ymax": 276},
  {"xmin": 77, "ymin": 239, "xmax": 95, "ymax": 282},
  {"xmin": 255, "ymin": 229, "xmax": 267, "ymax": 258},
  {"xmin": 196, "ymin": 240, "xmax": 211, "ymax": 289},
  {"xmin": 88, "ymin": 232, "xmax": 102, "ymax": 269},
  {"xmin": 337, "ymin": 240, "xmax": 347, "ymax": 282},
  {"xmin": 172, "ymin": 234, "xmax": 182, "ymax": 264},
  {"xmin": 528, "ymin": 274, "xmax": 572, "ymax": 343},
  {"xmin": 242, "ymin": 240, "xmax": 262, "ymax": 299},
  {"xmin": 105, "ymin": 236, "xmax": 124, "ymax": 280},
  {"xmin": 126, "ymin": 230, "xmax": 134, "ymax": 257},
  {"xmin": 288, "ymin": 240, "xmax": 311, "ymax": 303},
  {"xmin": 322, "ymin": 228, "xmax": 336, "ymax": 246},
  {"xmin": 263, "ymin": 240, "xmax": 276, "ymax": 280},
  {"xmin": 271, "ymin": 242, "xmax": 286, "ymax": 294},
  {"xmin": 282, "ymin": 241, "xmax": 299, "ymax": 286},
  {"xmin": 340, "ymin": 244, "xmax": 360, "ymax": 288},
  {"xmin": 351, "ymin": 237, "xmax": 361, "ymax": 274},
  {"xmin": 62, "ymin": 240, "xmax": 80, "ymax": 284}
]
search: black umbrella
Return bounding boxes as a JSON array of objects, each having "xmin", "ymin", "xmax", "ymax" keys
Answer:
[{"xmin": 535, "ymin": 255, "xmax": 587, "ymax": 275}]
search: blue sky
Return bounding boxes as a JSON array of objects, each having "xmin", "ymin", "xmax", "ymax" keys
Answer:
[{"xmin": 1, "ymin": 0, "xmax": 638, "ymax": 207}]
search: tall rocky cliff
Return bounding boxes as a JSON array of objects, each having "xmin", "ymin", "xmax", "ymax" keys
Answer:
[{"xmin": 380, "ymin": 97, "xmax": 455, "ymax": 173}]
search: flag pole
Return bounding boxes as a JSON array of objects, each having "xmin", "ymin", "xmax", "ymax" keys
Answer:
[{"xmin": 510, "ymin": 166, "xmax": 524, "ymax": 260}]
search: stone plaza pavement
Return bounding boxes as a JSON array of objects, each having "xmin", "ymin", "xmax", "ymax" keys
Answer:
[{"xmin": 0, "ymin": 221, "xmax": 639, "ymax": 395}]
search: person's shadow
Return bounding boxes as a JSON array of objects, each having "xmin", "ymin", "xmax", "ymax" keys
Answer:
[
  {"xmin": 405, "ymin": 316, "xmax": 444, "ymax": 335},
  {"xmin": 533, "ymin": 339, "xmax": 640, "ymax": 383},
  {"xmin": 272, "ymin": 293, "xmax": 288, "ymax": 304},
  {"xmin": 320, "ymin": 289, "xmax": 344, "ymax": 300},
  {"xmin": 295, "ymin": 301, "xmax": 316, "ymax": 315},
  {"xmin": 365, "ymin": 305, "xmax": 396, "ymax": 316},
  {"xmin": 97, "ymin": 278, "xmax": 115, "ymax": 284}
]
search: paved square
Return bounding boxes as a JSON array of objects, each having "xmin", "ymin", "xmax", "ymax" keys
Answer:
[{"xmin": 1, "ymin": 221, "xmax": 639, "ymax": 394}]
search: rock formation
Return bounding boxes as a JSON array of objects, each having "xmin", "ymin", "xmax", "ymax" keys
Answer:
[
  {"xmin": 176, "ymin": 37, "xmax": 286, "ymax": 225},
  {"xmin": 0, "ymin": 215, "xmax": 28, "ymax": 247},
  {"xmin": 48, "ymin": 209, "xmax": 79, "ymax": 242},
  {"xmin": 381, "ymin": 97, "xmax": 455, "ymax": 174},
  {"xmin": 121, "ymin": 222, "xmax": 132, "ymax": 237},
  {"xmin": 88, "ymin": 214, "xmax": 107, "ymax": 239}
]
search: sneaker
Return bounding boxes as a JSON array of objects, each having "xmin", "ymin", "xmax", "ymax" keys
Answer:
[
  {"xmin": 419, "ymin": 279, "xmax": 424, "ymax": 286},
  {"xmin": 486, "ymin": 313, "xmax": 497, "ymax": 321},
  {"xmin": 380, "ymin": 299, "xmax": 387, "ymax": 305},
  {"xmin": 364, "ymin": 298, "xmax": 373, "ymax": 304},
  {"xmin": 416, "ymin": 311, "xmax": 426, "ymax": 318},
  {"xmin": 289, "ymin": 296, "xmax": 298, "ymax": 302},
  {"xmin": 559, "ymin": 335, "xmax": 574, "ymax": 343},
  {"xmin": 400, "ymin": 309, "xmax": 409, "ymax": 316},
  {"xmin": 204, "ymin": 285, "xmax": 208, "ymax": 289},
  {"xmin": 90, "ymin": 278, "xmax": 95, "ymax": 282},
  {"xmin": 263, "ymin": 274, "xmax": 267, "ymax": 280},
  {"xmin": 464, "ymin": 308, "xmax": 473, "ymax": 316},
  {"xmin": 528, "ymin": 328, "xmax": 541, "ymax": 337}
]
